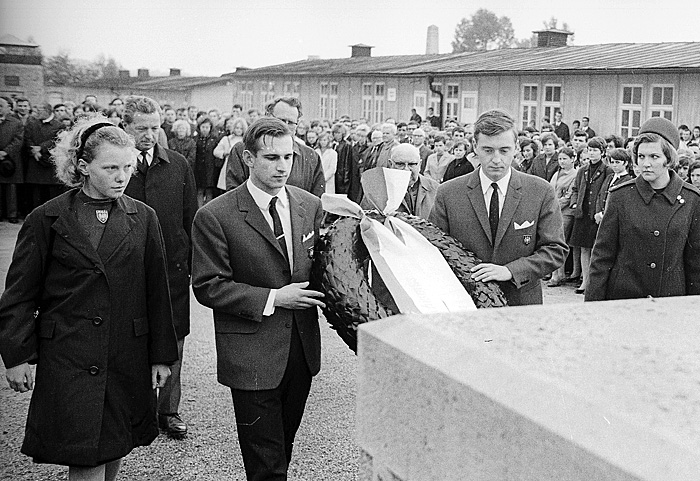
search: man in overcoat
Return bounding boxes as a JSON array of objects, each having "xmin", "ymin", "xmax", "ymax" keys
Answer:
[
  {"xmin": 123, "ymin": 95, "xmax": 198, "ymax": 438},
  {"xmin": 429, "ymin": 109, "xmax": 568, "ymax": 306},
  {"xmin": 225, "ymin": 97, "xmax": 324, "ymax": 197},
  {"xmin": 192, "ymin": 117, "xmax": 324, "ymax": 480},
  {"xmin": 23, "ymin": 102, "xmax": 64, "ymax": 209},
  {"xmin": 0, "ymin": 96, "xmax": 24, "ymax": 222}
]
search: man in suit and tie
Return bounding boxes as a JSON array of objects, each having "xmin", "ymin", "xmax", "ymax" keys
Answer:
[
  {"xmin": 122, "ymin": 95, "xmax": 198, "ymax": 439},
  {"xmin": 429, "ymin": 109, "xmax": 568, "ymax": 306},
  {"xmin": 191, "ymin": 117, "xmax": 325, "ymax": 481}
]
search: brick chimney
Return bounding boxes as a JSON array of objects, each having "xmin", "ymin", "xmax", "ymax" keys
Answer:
[
  {"xmin": 137, "ymin": 68, "xmax": 149, "ymax": 79},
  {"xmin": 118, "ymin": 70, "xmax": 130, "ymax": 79},
  {"xmin": 169, "ymin": 68, "xmax": 181, "ymax": 76},
  {"xmin": 533, "ymin": 29, "xmax": 573, "ymax": 48}
]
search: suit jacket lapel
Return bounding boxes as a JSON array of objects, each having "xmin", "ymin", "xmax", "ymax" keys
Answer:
[
  {"xmin": 97, "ymin": 196, "xmax": 136, "ymax": 262},
  {"xmin": 287, "ymin": 187, "xmax": 307, "ymax": 277},
  {"xmin": 47, "ymin": 193, "xmax": 102, "ymax": 267},
  {"xmin": 495, "ymin": 170, "xmax": 523, "ymax": 247},
  {"xmin": 239, "ymin": 185, "xmax": 287, "ymax": 260},
  {"xmin": 466, "ymin": 171, "xmax": 493, "ymax": 243}
]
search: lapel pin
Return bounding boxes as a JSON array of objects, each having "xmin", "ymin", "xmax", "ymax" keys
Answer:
[
  {"xmin": 523, "ymin": 234, "xmax": 532, "ymax": 245},
  {"xmin": 677, "ymin": 195, "xmax": 685, "ymax": 204}
]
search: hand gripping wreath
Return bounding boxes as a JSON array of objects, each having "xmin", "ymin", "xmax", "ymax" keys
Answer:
[{"xmin": 311, "ymin": 171, "xmax": 507, "ymax": 353}]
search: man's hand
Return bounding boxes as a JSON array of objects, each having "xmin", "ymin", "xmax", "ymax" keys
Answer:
[
  {"xmin": 151, "ymin": 364, "xmax": 171, "ymax": 389},
  {"xmin": 31, "ymin": 146, "xmax": 41, "ymax": 158},
  {"xmin": 6, "ymin": 363, "xmax": 34, "ymax": 393},
  {"xmin": 594, "ymin": 212, "xmax": 603, "ymax": 224},
  {"xmin": 471, "ymin": 263, "xmax": 513, "ymax": 283},
  {"xmin": 274, "ymin": 282, "xmax": 325, "ymax": 310},
  {"xmin": 0, "ymin": 150, "xmax": 7, "ymax": 159}
]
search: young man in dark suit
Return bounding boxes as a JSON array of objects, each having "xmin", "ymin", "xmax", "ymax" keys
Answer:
[
  {"xmin": 192, "ymin": 117, "xmax": 324, "ymax": 480},
  {"xmin": 429, "ymin": 109, "xmax": 568, "ymax": 306}
]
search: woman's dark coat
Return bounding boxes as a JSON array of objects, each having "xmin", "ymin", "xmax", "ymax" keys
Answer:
[
  {"xmin": 570, "ymin": 161, "xmax": 613, "ymax": 220},
  {"xmin": 0, "ymin": 190, "xmax": 178, "ymax": 466},
  {"xmin": 195, "ymin": 132, "xmax": 223, "ymax": 189},
  {"xmin": 23, "ymin": 117, "xmax": 63, "ymax": 185},
  {"xmin": 586, "ymin": 172, "xmax": 700, "ymax": 301},
  {"xmin": 169, "ymin": 135, "xmax": 196, "ymax": 167}
]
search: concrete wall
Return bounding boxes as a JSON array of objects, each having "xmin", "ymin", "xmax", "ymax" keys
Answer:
[{"xmin": 357, "ymin": 296, "xmax": 700, "ymax": 480}]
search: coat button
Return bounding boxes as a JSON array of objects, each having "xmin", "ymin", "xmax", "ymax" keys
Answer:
[
  {"xmin": 285, "ymin": 322, "xmax": 292, "ymax": 328},
  {"xmin": 650, "ymin": 263, "xmax": 657, "ymax": 269},
  {"xmin": 653, "ymin": 230, "xmax": 660, "ymax": 236},
  {"xmin": 89, "ymin": 366, "xmax": 100, "ymax": 376},
  {"xmin": 92, "ymin": 316, "xmax": 102, "ymax": 326}
]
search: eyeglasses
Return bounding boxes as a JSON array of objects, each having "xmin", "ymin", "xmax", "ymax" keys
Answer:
[{"xmin": 392, "ymin": 161, "xmax": 420, "ymax": 167}]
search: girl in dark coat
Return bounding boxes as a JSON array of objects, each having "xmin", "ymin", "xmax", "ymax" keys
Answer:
[
  {"xmin": 569, "ymin": 136, "xmax": 613, "ymax": 294},
  {"xmin": 0, "ymin": 117, "xmax": 178, "ymax": 480},
  {"xmin": 442, "ymin": 140, "xmax": 474, "ymax": 182},
  {"xmin": 194, "ymin": 118, "xmax": 223, "ymax": 206},
  {"xmin": 586, "ymin": 117, "xmax": 700, "ymax": 301}
]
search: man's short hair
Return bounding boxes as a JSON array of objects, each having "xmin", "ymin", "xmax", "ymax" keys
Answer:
[
  {"xmin": 243, "ymin": 117, "xmax": 292, "ymax": 155},
  {"xmin": 473, "ymin": 109, "xmax": 517, "ymax": 143},
  {"xmin": 434, "ymin": 135, "xmax": 446, "ymax": 145},
  {"xmin": 604, "ymin": 134, "xmax": 624, "ymax": 148},
  {"xmin": 381, "ymin": 123, "xmax": 397, "ymax": 135},
  {"xmin": 573, "ymin": 129, "xmax": 588, "ymax": 139},
  {"xmin": 232, "ymin": 104, "xmax": 243, "ymax": 111},
  {"xmin": 15, "ymin": 97, "xmax": 29, "ymax": 104},
  {"xmin": 453, "ymin": 126, "xmax": 465, "ymax": 135},
  {"xmin": 582, "ymin": 116, "xmax": 590, "ymax": 122},
  {"xmin": 331, "ymin": 123, "xmax": 346, "ymax": 135},
  {"xmin": 264, "ymin": 97, "xmax": 303, "ymax": 119},
  {"xmin": 122, "ymin": 95, "xmax": 160, "ymax": 124},
  {"xmin": 53, "ymin": 103, "xmax": 65, "ymax": 110}
]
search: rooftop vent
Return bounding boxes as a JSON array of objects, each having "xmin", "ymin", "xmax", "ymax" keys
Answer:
[
  {"xmin": 137, "ymin": 68, "xmax": 149, "ymax": 79},
  {"xmin": 169, "ymin": 68, "xmax": 181, "ymax": 77},
  {"xmin": 118, "ymin": 70, "xmax": 130, "ymax": 79},
  {"xmin": 350, "ymin": 44, "xmax": 373, "ymax": 58},
  {"xmin": 532, "ymin": 29, "xmax": 573, "ymax": 48}
]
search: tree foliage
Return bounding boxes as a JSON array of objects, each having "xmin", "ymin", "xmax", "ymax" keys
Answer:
[
  {"xmin": 451, "ymin": 9, "xmax": 515, "ymax": 52},
  {"xmin": 43, "ymin": 50, "xmax": 123, "ymax": 86}
]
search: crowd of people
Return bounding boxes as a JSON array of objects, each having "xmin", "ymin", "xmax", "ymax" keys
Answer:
[{"xmin": 1, "ymin": 92, "xmax": 700, "ymax": 480}]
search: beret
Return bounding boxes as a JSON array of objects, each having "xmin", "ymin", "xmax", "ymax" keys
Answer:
[{"xmin": 639, "ymin": 117, "xmax": 680, "ymax": 150}]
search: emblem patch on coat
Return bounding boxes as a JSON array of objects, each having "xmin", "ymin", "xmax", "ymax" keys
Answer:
[
  {"xmin": 96, "ymin": 209, "xmax": 109, "ymax": 224},
  {"xmin": 523, "ymin": 234, "xmax": 531, "ymax": 245}
]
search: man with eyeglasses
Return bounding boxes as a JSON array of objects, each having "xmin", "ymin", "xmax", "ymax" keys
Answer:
[
  {"xmin": 362, "ymin": 143, "xmax": 438, "ymax": 220},
  {"xmin": 226, "ymin": 97, "xmax": 325, "ymax": 197}
]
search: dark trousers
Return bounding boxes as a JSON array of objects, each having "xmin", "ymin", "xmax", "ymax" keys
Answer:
[
  {"xmin": 230, "ymin": 321, "xmax": 312, "ymax": 481},
  {"xmin": 158, "ymin": 338, "xmax": 184, "ymax": 414},
  {"xmin": 0, "ymin": 183, "xmax": 18, "ymax": 219}
]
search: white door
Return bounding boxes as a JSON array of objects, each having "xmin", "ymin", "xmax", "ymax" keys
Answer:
[{"xmin": 460, "ymin": 91, "xmax": 478, "ymax": 124}]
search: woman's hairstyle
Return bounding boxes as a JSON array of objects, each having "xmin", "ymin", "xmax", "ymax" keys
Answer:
[
  {"xmin": 52, "ymin": 115, "xmax": 135, "ymax": 187},
  {"xmin": 677, "ymin": 148, "xmax": 694, "ymax": 166},
  {"xmin": 604, "ymin": 134, "xmax": 624, "ymax": 148},
  {"xmin": 633, "ymin": 132, "xmax": 679, "ymax": 170},
  {"xmin": 608, "ymin": 147, "xmax": 632, "ymax": 167},
  {"xmin": 172, "ymin": 119, "xmax": 191, "ymax": 137},
  {"xmin": 558, "ymin": 146, "xmax": 575, "ymax": 159},
  {"xmin": 433, "ymin": 135, "xmax": 446, "ymax": 145},
  {"xmin": 540, "ymin": 132, "xmax": 560, "ymax": 149},
  {"xmin": 519, "ymin": 139, "xmax": 539, "ymax": 157},
  {"xmin": 316, "ymin": 131, "xmax": 331, "ymax": 147},
  {"xmin": 587, "ymin": 136, "xmax": 607, "ymax": 152},
  {"xmin": 198, "ymin": 117, "xmax": 213, "ymax": 134},
  {"xmin": 228, "ymin": 117, "xmax": 249, "ymax": 136},
  {"xmin": 451, "ymin": 140, "xmax": 470, "ymax": 156},
  {"xmin": 105, "ymin": 107, "xmax": 121, "ymax": 119},
  {"xmin": 688, "ymin": 161, "xmax": 700, "ymax": 177}
]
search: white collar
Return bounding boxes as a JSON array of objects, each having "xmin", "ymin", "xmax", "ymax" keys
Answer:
[
  {"xmin": 42, "ymin": 114, "xmax": 55, "ymax": 123},
  {"xmin": 246, "ymin": 179, "xmax": 288, "ymax": 212},
  {"xmin": 479, "ymin": 166, "xmax": 512, "ymax": 195}
]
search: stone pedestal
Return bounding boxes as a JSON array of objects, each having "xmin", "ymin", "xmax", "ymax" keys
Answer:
[{"xmin": 356, "ymin": 296, "xmax": 700, "ymax": 480}]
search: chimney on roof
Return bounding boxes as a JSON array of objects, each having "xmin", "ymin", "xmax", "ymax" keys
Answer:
[
  {"xmin": 137, "ymin": 68, "xmax": 149, "ymax": 79},
  {"xmin": 350, "ymin": 44, "xmax": 373, "ymax": 58},
  {"xmin": 533, "ymin": 29, "xmax": 573, "ymax": 48},
  {"xmin": 118, "ymin": 70, "xmax": 130, "ymax": 79},
  {"xmin": 169, "ymin": 68, "xmax": 181, "ymax": 77},
  {"xmin": 426, "ymin": 25, "xmax": 439, "ymax": 55}
]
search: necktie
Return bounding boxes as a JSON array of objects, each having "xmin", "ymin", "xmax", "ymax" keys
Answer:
[
  {"xmin": 489, "ymin": 182, "xmax": 499, "ymax": 242},
  {"xmin": 269, "ymin": 196, "xmax": 289, "ymax": 264},
  {"xmin": 137, "ymin": 152, "xmax": 148, "ymax": 176}
]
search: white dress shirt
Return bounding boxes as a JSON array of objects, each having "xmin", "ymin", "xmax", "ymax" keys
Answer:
[
  {"xmin": 134, "ymin": 147, "xmax": 155, "ymax": 166},
  {"xmin": 246, "ymin": 179, "xmax": 293, "ymax": 316},
  {"xmin": 479, "ymin": 167, "xmax": 511, "ymax": 217}
]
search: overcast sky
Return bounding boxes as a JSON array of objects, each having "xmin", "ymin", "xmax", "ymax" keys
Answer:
[{"xmin": 1, "ymin": 0, "xmax": 698, "ymax": 77}]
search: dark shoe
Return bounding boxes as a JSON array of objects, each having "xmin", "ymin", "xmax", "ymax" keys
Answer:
[
  {"xmin": 8, "ymin": 217, "xmax": 18, "ymax": 224},
  {"xmin": 159, "ymin": 413, "xmax": 187, "ymax": 438},
  {"xmin": 575, "ymin": 287, "xmax": 585, "ymax": 294},
  {"xmin": 547, "ymin": 280, "xmax": 562, "ymax": 287},
  {"xmin": 565, "ymin": 275, "xmax": 581, "ymax": 284}
]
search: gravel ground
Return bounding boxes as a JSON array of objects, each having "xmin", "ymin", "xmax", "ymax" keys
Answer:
[{"xmin": 0, "ymin": 220, "xmax": 582, "ymax": 480}]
